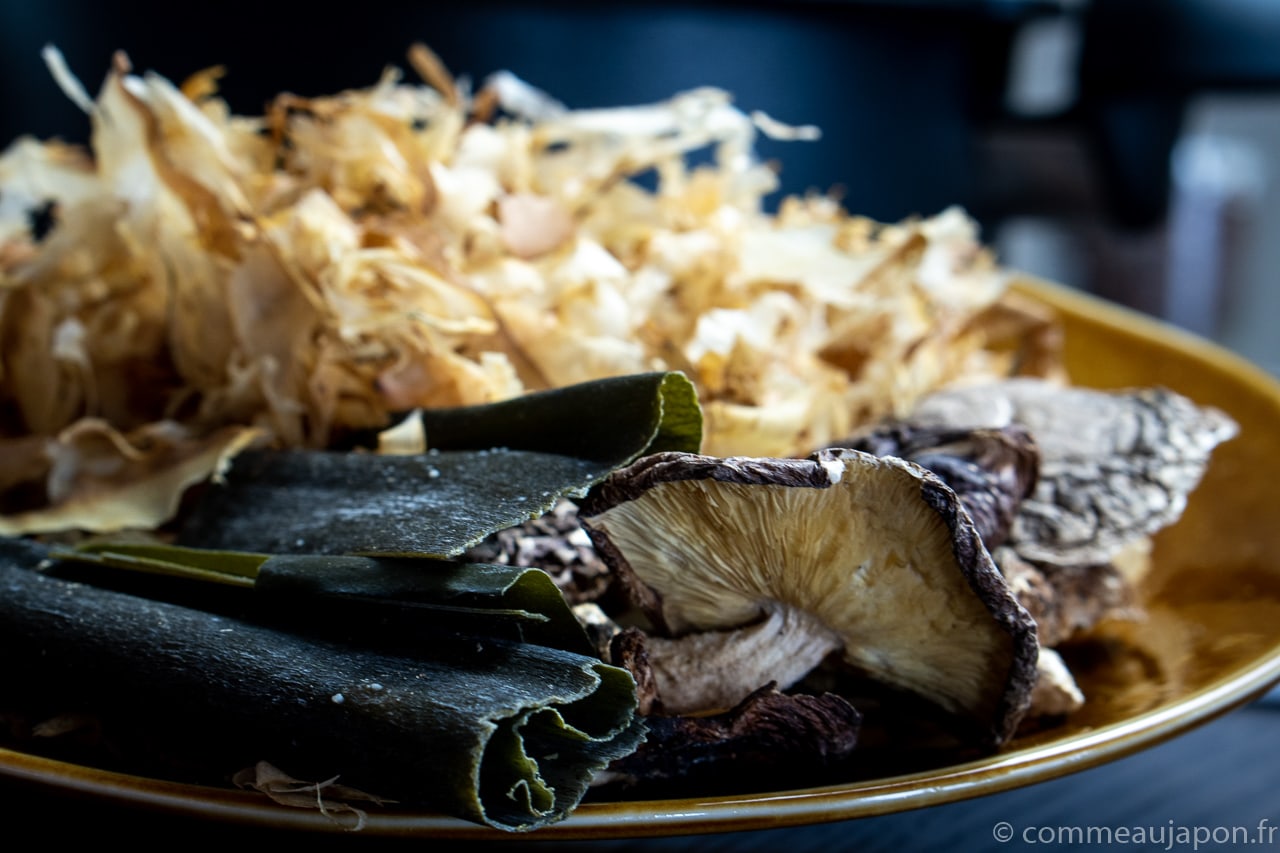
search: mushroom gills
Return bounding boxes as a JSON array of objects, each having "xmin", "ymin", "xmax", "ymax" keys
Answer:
[{"xmin": 582, "ymin": 449, "xmax": 1038, "ymax": 744}]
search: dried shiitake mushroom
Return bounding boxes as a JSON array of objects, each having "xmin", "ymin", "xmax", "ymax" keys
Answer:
[
  {"xmin": 909, "ymin": 379, "xmax": 1238, "ymax": 567},
  {"xmin": 619, "ymin": 604, "xmax": 845, "ymax": 716},
  {"xmin": 832, "ymin": 423, "xmax": 1038, "ymax": 549},
  {"xmin": 580, "ymin": 449, "xmax": 1039, "ymax": 745},
  {"xmin": 601, "ymin": 683, "xmax": 861, "ymax": 793},
  {"xmin": 995, "ymin": 545, "xmax": 1139, "ymax": 648}
]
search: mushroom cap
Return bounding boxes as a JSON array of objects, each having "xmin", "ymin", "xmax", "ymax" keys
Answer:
[
  {"xmin": 834, "ymin": 423, "xmax": 1039, "ymax": 549},
  {"xmin": 581, "ymin": 449, "xmax": 1039, "ymax": 744},
  {"xmin": 910, "ymin": 379, "xmax": 1238, "ymax": 566}
]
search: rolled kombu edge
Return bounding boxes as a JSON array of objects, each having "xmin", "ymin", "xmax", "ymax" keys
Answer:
[{"xmin": 0, "ymin": 539, "xmax": 644, "ymax": 831}]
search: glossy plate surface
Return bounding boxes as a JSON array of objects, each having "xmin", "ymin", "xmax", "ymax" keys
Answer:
[{"xmin": 3, "ymin": 278, "xmax": 1279, "ymax": 839}]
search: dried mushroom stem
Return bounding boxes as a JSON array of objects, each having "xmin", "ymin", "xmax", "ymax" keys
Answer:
[
  {"xmin": 581, "ymin": 449, "xmax": 1039, "ymax": 745},
  {"xmin": 633, "ymin": 604, "xmax": 844, "ymax": 716},
  {"xmin": 1027, "ymin": 647, "xmax": 1086, "ymax": 719}
]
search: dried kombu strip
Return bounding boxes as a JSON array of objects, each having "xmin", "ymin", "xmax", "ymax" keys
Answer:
[
  {"xmin": 0, "ymin": 538, "xmax": 644, "ymax": 831},
  {"xmin": 56, "ymin": 542, "xmax": 596, "ymax": 656},
  {"xmin": 414, "ymin": 370, "xmax": 702, "ymax": 463},
  {"xmin": 178, "ymin": 372, "xmax": 701, "ymax": 557}
]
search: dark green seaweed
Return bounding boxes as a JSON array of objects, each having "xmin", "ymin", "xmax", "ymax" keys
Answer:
[
  {"xmin": 0, "ymin": 374, "xmax": 703, "ymax": 828},
  {"xmin": 56, "ymin": 542, "xmax": 595, "ymax": 656},
  {"xmin": 0, "ymin": 541, "xmax": 644, "ymax": 831},
  {"xmin": 418, "ymin": 370, "xmax": 702, "ymax": 462},
  {"xmin": 177, "ymin": 372, "xmax": 701, "ymax": 557}
]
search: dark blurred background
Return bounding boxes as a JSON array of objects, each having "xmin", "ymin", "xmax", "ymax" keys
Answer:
[{"xmin": 3, "ymin": 0, "xmax": 1278, "ymax": 372}]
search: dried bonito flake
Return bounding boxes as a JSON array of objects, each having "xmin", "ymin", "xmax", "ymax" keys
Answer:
[
  {"xmin": 233, "ymin": 761, "xmax": 392, "ymax": 832},
  {"xmin": 0, "ymin": 45, "xmax": 1030, "ymax": 534},
  {"xmin": 0, "ymin": 420, "xmax": 259, "ymax": 536}
]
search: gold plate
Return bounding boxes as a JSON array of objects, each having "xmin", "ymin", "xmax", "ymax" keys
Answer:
[{"xmin": 2, "ymin": 278, "xmax": 1278, "ymax": 839}]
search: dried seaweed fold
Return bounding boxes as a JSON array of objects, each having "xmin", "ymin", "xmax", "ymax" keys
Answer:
[
  {"xmin": 0, "ymin": 538, "xmax": 644, "ymax": 831},
  {"xmin": 178, "ymin": 371, "xmax": 700, "ymax": 556}
]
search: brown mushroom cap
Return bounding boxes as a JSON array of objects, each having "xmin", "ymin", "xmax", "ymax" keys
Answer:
[
  {"xmin": 833, "ymin": 423, "xmax": 1039, "ymax": 549},
  {"xmin": 581, "ymin": 448, "xmax": 1039, "ymax": 744},
  {"xmin": 910, "ymin": 379, "xmax": 1238, "ymax": 566}
]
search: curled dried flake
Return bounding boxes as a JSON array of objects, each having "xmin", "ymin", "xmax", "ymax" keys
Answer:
[
  {"xmin": 735, "ymin": 224, "xmax": 885, "ymax": 309},
  {"xmin": 493, "ymin": 301, "xmax": 648, "ymax": 389},
  {"xmin": 265, "ymin": 188, "xmax": 361, "ymax": 288},
  {"xmin": 913, "ymin": 379, "xmax": 1238, "ymax": 566},
  {"xmin": 2, "ymin": 49, "xmax": 1036, "ymax": 534},
  {"xmin": 0, "ymin": 137, "xmax": 97, "ymax": 246},
  {"xmin": 683, "ymin": 293, "xmax": 813, "ymax": 402},
  {"xmin": 41, "ymin": 45, "xmax": 95, "ymax": 114},
  {"xmin": 217, "ymin": 245, "xmax": 323, "ymax": 444},
  {"xmin": 275, "ymin": 81, "xmax": 443, "ymax": 215},
  {"xmin": 961, "ymin": 288, "xmax": 1067, "ymax": 383},
  {"xmin": 484, "ymin": 70, "xmax": 568, "ymax": 123},
  {"xmin": 406, "ymin": 43, "xmax": 458, "ymax": 107},
  {"xmin": 915, "ymin": 206, "xmax": 1007, "ymax": 310},
  {"xmin": 749, "ymin": 109, "xmax": 821, "ymax": 142},
  {"xmin": 375, "ymin": 346, "xmax": 507, "ymax": 410},
  {"xmin": 92, "ymin": 66, "xmax": 242, "ymax": 392},
  {"xmin": 524, "ymin": 86, "xmax": 781, "ymax": 212},
  {"xmin": 135, "ymin": 69, "xmax": 257, "ymax": 220},
  {"xmin": 0, "ymin": 420, "xmax": 261, "ymax": 536},
  {"xmin": 234, "ymin": 760, "xmax": 393, "ymax": 832},
  {"xmin": 375, "ymin": 409, "xmax": 426, "ymax": 455},
  {"xmin": 330, "ymin": 250, "xmax": 496, "ymax": 337},
  {"xmin": 543, "ymin": 86, "xmax": 747, "ymax": 152},
  {"xmin": 0, "ymin": 288, "xmax": 83, "ymax": 435},
  {"xmin": 701, "ymin": 389, "xmax": 848, "ymax": 460},
  {"xmin": 178, "ymin": 64, "xmax": 227, "ymax": 102},
  {"xmin": 581, "ymin": 449, "xmax": 1039, "ymax": 744},
  {"xmin": 0, "ymin": 237, "xmax": 37, "ymax": 270},
  {"xmin": 498, "ymin": 193, "xmax": 573, "ymax": 259},
  {"xmin": 429, "ymin": 146, "xmax": 504, "ymax": 233}
]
